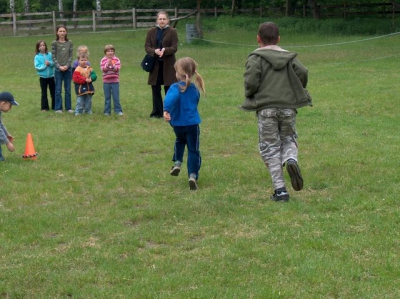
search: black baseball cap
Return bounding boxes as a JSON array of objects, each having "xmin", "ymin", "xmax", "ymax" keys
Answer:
[{"xmin": 0, "ymin": 92, "xmax": 19, "ymax": 106}]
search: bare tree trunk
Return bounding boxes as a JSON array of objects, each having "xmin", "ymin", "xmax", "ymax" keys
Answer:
[
  {"xmin": 59, "ymin": 0, "xmax": 64, "ymax": 19},
  {"xmin": 195, "ymin": 0, "xmax": 203, "ymax": 38},
  {"xmin": 10, "ymin": 0, "xmax": 15, "ymax": 13},
  {"xmin": 96, "ymin": 0, "xmax": 101, "ymax": 12},
  {"xmin": 231, "ymin": 0, "xmax": 236, "ymax": 17},
  {"xmin": 96, "ymin": 0, "xmax": 101, "ymax": 24},
  {"xmin": 73, "ymin": 0, "xmax": 77, "ymax": 27},
  {"xmin": 308, "ymin": 0, "xmax": 320, "ymax": 19},
  {"xmin": 24, "ymin": 0, "xmax": 31, "ymax": 27},
  {"xmin": 286, "ymin": 0, "xmax": 290, "ymax": 16},
  {"xmin": 73, "ymin": 0, "xmax": 77, "ymax": 15}
]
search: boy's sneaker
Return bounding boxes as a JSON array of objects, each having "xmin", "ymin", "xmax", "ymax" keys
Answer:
[
  {"xmin": 117, "ymin": 112, "xmax": 123, "ymax": 116},
  {"xmin": 189, "ymin": 174, "xmax": 198, "ymax": 191},
  {"xmin": 55, "ymin": 110, "xmax": 62, "ymax": 113},
  {"xmin": 286, "ymin": 159, "xmax": 303, "ymax": 191},
  {"xmin": 170, "ymin": 165, "xmax": 181, "ymax": 176},
  {"xmin": 270, "ymin": 189, "xmax": 290, "ymax": 202}
]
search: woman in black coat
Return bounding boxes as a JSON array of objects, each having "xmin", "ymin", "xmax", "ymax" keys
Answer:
[{"xmin": 144, "ymin": 11, "xmax": 178, "ymax": 118}]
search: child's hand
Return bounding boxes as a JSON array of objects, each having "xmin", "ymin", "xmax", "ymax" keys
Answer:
[
  {"xmin": 6, "ymin": 142, "xmax": 15, "ymax": 152},
  {"xmin": 86, "ymin": 78, "xmax": 92, "ymax": 83},
  {"xmin": 7, "ymin": 135, "xmax": 14, "ymax": 143},
  {"xmin": 163, "ymin": 111, "xmax": 171, "ymax": 122}
]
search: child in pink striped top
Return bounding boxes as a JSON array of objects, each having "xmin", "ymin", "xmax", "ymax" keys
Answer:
[{"xmin": 100, "ymin": 44, "xmax": 123, "ymax": 116}]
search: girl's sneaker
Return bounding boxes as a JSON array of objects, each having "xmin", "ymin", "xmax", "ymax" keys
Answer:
[
  {"xmin": 189, "ymin": 174, "xmax": 198, "ymax": 191},
  {"xmin": 170, "ymin": 165, "xmax": 180, "ymax": 176}
]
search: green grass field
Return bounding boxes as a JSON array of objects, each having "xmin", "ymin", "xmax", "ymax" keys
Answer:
[{"xmin": 0, "ymin": 17, "xmax": 399, "ymax": 298}]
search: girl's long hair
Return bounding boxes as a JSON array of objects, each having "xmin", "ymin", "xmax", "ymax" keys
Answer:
[
  {"xmin": 174, "ymin": 57, "xmax": 205, "ymax": 95},
  {"xmin": 55, "ymin": 24, "xmax": 69, "ymax": 41},
  {"xmin": 35, "ymin": 40, "xmax": 48, "ymax": 54}
]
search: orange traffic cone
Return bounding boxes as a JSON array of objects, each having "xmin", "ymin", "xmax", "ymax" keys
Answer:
[{"xmin": 22, "ymin": 133, "xmax": 38, "ymax": 160}]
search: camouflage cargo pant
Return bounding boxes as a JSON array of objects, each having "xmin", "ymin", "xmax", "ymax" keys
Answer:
[{"xmin": 257, "ymin": 108, "xmax": 298, "ymax": 190}]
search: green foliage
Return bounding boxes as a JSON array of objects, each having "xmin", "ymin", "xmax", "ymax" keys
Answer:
[
  {"xmin": 280, "ymin": 17, "xmax": 397, "ymax": 35},
  {"xmin": 0, "ymin": 0, "xmax": 396, "ymax": 14},
  {"xmin": 202, "ymin": 15, "xmax": 399, "ymax": 36}
]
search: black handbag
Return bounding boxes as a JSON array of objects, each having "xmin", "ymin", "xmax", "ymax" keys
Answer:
[{"xmin": 141, "ymin": 53, "xmax": 155, "ymax": 72}]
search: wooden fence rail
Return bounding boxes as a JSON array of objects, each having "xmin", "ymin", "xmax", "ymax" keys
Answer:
[
  {"xmin": 0, "ymin": 8, "xmax": 199, "ymax": 36},
  {"xmin": 0, "ymin": 3, "xmax": 399, "ymax": 36}
]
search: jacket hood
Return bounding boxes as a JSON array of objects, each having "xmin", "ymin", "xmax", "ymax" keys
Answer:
[{"xmin": 251, "ymin": 47, "xmax": 297, "ymax": 70}]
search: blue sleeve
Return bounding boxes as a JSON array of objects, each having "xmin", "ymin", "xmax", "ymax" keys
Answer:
[
  {"xmin": 163, "ymin": 84, "xmax": 180, "ymax": 112},
  {"xmin": 47, "ymin": 53, "xmax": 54, "ymax": 67},
  {"xmin": 34, "ymin": 54, "xmax": 46, "ymax": 71}
]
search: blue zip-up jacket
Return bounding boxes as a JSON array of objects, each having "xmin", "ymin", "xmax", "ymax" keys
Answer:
[
  {"xmin": 34, "ymin": 52, "xmax": 55, "ymax": 78},
  {"xmin": 164, "ymin": 82, "xmax": 201, "ymax": 127}
]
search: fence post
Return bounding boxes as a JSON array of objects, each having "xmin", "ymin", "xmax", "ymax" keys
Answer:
[
  {"xmin": 214, "ymin": 7, "xmax": 217, "ymax": 17},
  {"xmin": 12, "ymin": 12, "xmax": 17, "ymax": 36},
  {"xmin": 175, "ymin": 7, "xmax": 178, "ymax": 18},
  {"xmin": 92, "ymin": 10, "xmax": 96, "ymax": 32},
  {"xmin": 132, "ymin": 8, "xmax": 136, "ymax": 29},
  {"xmin": 52, "ymin": 11, "xmax": 56, "ymax": 32}
]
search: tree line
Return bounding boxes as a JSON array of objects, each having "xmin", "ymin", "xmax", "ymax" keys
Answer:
[{"xmin": 1, "ymin": 0, "xmax": 397, "ymax": 19}]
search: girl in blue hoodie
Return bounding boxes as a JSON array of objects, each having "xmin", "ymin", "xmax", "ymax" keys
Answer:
[
  {"xmin": 163, "ymin": 57, "xmax": 205, "ymax": 191},
  {"xmin": 34, "ymin": 40, "xmax": 55, "ymax": 111}
]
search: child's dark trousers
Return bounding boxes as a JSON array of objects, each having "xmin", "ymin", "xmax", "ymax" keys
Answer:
[{"xmin": 172, "ymin": 124, "xmax": 201, "ymax": 179}]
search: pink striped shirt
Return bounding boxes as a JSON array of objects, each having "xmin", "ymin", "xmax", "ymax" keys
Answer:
[{"xmin": 100, "ymin": 55, "xmax": 121, "ymax": 83}]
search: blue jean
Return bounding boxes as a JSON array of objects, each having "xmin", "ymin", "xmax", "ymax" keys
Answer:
[
  {"xmin": 172, "ymin": 124, "xmax": 201, "ymax": 179},
  {"xmin": 0, "ymin": 145, "xmax": 4, "ymax": 161},
  {"xmin": 103, "ymin": 82, "xmax": 122, "ymax": 114},
  {"xmin": 75, "ymin": 94, "xmax": 93, "ymax": 114},
  {"xmin": 54, "ymin": 68, "xmax": 72, "ymax": 111}
]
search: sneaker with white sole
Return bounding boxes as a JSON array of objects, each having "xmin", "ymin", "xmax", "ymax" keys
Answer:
[
  {"xmin": 170, "ymin": 165, "xmax": 181, "ymax": 176},
  {"xmin": 286, "ymin": 159, "xmax": 303, "ymax": 191},
  {"xmin": 270, "ymin": 189, "xmax": 290, "ymax": 202},
  {"xmin": 189, "ymin": 175, "xmax": 198, "ymax": 191}
]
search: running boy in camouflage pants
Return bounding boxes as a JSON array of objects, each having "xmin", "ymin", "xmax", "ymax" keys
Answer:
[{"xmin": 241, "ymin": 22, "xmax": 312, "ymax": 202}]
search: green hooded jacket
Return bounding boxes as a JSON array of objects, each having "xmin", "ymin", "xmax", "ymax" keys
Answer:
[{"xmin": 241, "ymin": 46, "xmax": 312, "ymax": 111}]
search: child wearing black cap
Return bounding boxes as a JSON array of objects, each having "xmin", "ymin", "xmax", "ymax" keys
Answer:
[{"xmin": 0, "ymin": 92, "xmax": 19, "ymax": 161}]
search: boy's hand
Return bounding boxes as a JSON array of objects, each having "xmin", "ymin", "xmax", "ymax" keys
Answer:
[
  {"xmin": 7, "ymin": 135, "xmax": 13, "ymax": 143},
  {"xmin": 6, "ymin": 142, "xmax": 15, "ymax": 152},
  {"xmin": 163, "ymin": 111, "xmax": 171, "ymax": 122}
]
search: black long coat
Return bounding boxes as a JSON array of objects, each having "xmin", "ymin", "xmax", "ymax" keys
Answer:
[{"xmin": 145, "ymin": 26, "xmax": 178, "ymax": 87}]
